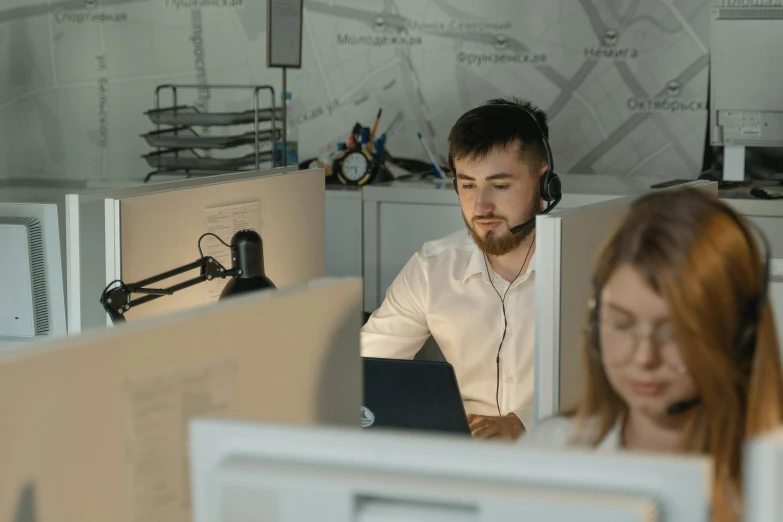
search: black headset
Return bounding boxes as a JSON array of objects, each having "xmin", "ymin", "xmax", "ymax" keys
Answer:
[
  {"xmin": 587, "ymin": 198, "xmax": 771, "ymax": 416},
  {"xmin": 451, "ymin": 104, "xmax": 562, "ymax": 235}
]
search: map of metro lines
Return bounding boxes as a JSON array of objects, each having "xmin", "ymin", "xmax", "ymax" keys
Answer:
[{"xmin": 0, "ymin": 0, "xmax": 713, "ymax": 182}]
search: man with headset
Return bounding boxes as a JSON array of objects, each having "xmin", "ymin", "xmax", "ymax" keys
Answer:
[{"xmin": 361, "ymin": 98, "xmax": 561, "ymax": 440}]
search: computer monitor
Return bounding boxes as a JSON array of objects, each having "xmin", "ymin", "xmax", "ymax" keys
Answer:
[
  {"xmin": 0, "ymin": 203, "xmax": 66, "ymax": 348},
  {"xmin": 189, "ymin": 419, "xmax": 712, "ymax": 522},
  {"xmin": 534, "ymin": 181, "xmax": 717, "ymax": 423},
  {"xmin": 65, "ymin": 166, "xmax": 314, "ymax": 332},
  {"xmin": 0, "ymin": 277, "xmax": 362, "ymax": 522},
  {"xmin": 710, "ymin": 6, "xmax": 783, "ymax": 181},
  {"xmin": 744, "ymin": 427, "xmax": 783, "ymax": 522}
]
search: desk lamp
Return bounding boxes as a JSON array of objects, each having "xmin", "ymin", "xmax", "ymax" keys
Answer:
[{"xmin": 100, "ymin": 230, "xmax": 275, "ymax": 324}]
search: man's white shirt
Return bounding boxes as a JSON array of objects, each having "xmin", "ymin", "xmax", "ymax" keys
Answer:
[{"xmin": 360, "ymin": 229, "xmax": 536, "ymax": 428}]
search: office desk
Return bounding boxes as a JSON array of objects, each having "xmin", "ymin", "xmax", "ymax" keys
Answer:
[
  {"xmin": 721, "ymin": 183, "xmax": 783, "ymax": 258},
  {"xmin": 356, "ymin": 177, "xmax": 783, "ymax": 313}
]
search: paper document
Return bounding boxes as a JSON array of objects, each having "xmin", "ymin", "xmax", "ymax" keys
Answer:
[
  {"xmin": 203, "ymin": 201, "xmax": 262, "ymax": 304},
  {"xmin": 126, "ymin": 359, "xmax": 237, "ymax": 522}
]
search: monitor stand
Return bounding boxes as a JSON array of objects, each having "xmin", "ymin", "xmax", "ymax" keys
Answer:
[{"xmin": 724, "ymin": 145, "xmax": 746, "ymax": 182}]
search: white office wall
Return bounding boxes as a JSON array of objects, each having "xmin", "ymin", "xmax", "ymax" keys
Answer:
[{"xmin": 0, "ymin": 2, "xmax": 713, "ymax": 183}]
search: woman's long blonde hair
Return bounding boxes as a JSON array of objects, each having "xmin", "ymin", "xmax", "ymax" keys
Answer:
[{"xmin": 574, "ymin": 188, "xmax": 783, "ymax": 514}]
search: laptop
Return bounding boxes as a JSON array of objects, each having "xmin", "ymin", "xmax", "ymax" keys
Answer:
[{"xmin": 362, "ymin": 357, "xmax": 471, "ymax": 435}]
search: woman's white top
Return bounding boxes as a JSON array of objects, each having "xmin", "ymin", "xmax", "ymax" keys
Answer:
[
  {"xmin": 521, "ymin": 416, "xmax": 743, "ymax": 520},
  {"xmin": 519, "ymin": 416, "xmax": 622, "ymax": 451}
]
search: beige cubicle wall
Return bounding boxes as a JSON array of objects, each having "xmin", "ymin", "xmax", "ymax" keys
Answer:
[
  {"xmin": 65, "ymin": 166, "xmax": 314, "ymax": 331},
  {"xmin": 0, "ymin": 277, "xmax": 362, "ymax": 522},
  {"xmin": 116, "ymin": 168, "xmax": 325, "ymax": 322},
  {"xmin": 534, "ymin": 180, "xmax": 718, "ymax": 423}
]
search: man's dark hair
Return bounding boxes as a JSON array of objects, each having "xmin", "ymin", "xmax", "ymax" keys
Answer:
[{"xmin": 448, "ymin": 97, "xmax": 549, "ymax": 170}]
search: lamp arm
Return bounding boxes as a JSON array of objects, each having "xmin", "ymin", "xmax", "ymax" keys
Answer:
[{"xmin": 100, "ymin": 256, "xmax": 239, "ymax": 324}]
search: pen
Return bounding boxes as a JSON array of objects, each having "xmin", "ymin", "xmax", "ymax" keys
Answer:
[
  {"xmin": 367, "ymin": 109, "xmax": 382, "ymax": 153},
  {"xmin": 417, "ymin": 132, "xmax": 444, "ymax": 178},
  {"xmin": 370, "ymin": 108, "xmax": 383, "ymax": 140}
]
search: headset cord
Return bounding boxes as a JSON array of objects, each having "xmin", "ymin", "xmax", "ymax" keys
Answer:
[{"xmin": 484, "ymin": 233, "xmax": 535, "ymax": 416}]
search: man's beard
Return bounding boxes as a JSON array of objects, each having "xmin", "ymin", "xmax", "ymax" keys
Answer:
[{"xmin": 464, "ymin": 212, "xmax": 536, "ymax": 257}]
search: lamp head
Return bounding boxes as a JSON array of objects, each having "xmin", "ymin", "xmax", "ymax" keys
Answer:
[{"xmin": 219, "ymin": 229, "xmax": 276, "ymax": 299}]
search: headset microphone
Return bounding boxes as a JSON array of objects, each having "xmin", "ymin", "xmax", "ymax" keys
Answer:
[
  {"xmin": 666, "ymin": 397, "xmax": 702, "ymax": 416},
  {"xmin": 509, "ymin": 192, "xmax": 561, "ymax": 235}
]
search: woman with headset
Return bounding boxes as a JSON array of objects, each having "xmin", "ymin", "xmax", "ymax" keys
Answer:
[{"xmin": 522, "ymin": 188, "xmax": 783, "ymax": 520}]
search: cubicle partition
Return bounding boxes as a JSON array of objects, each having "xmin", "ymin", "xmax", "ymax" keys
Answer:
[
  {"xmin": 112, "ymin": 169, "xmax": 325, "ymax": 323},
  {"xmin": 65, "ymin": 166, "xmax": 317, "ymax": 332},
  {"xmin": 0, "ymin": 277, "xmax": 362, "ymax": 522},
  {"xmin": 534, "ymin": 180, "xmax": 717, "ymax": 423}
]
